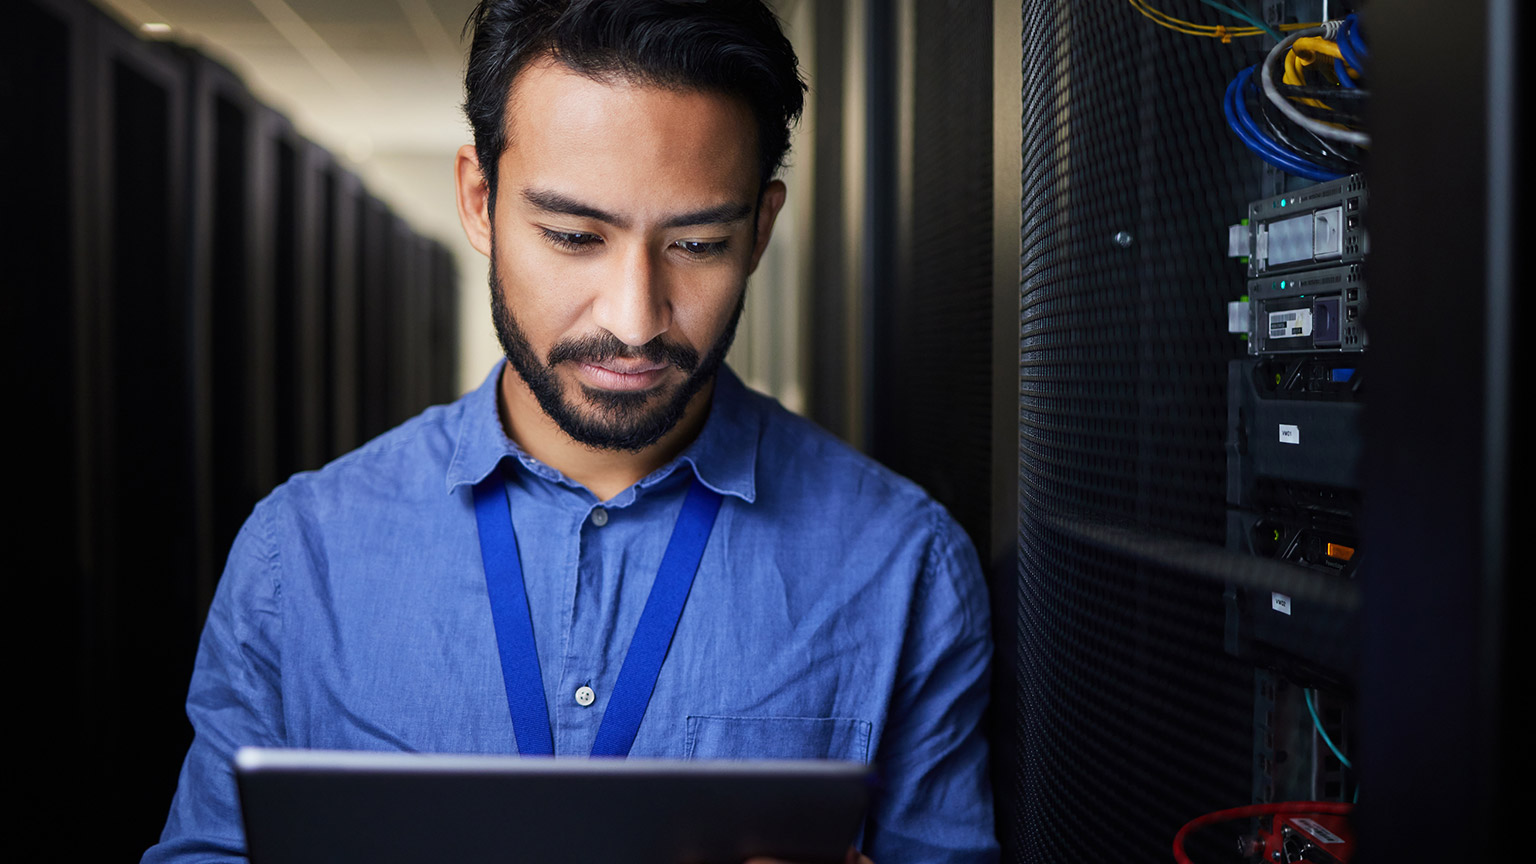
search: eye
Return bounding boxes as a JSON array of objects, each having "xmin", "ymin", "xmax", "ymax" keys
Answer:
[
  {"xmin": 540, "ymin": 227, "xmax": 603, "ymax": 251},
  {"xmin": 674, "ymin": 239, "xmax": 730, "ymax": 259}
]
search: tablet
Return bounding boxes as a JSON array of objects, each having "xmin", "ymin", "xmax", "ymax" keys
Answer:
[{"xmin": 234, "ymin": 747, "xmax": 873, "ymax": 864}]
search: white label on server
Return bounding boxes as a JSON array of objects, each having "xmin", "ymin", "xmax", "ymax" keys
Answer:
[
  {"xmin": 1269, "ymin": 307, "xmax": 1312, "ymax": 338},
  {"xmin": 1292, "ymin": 818, "xmax": 1344, "ymax": 844},
  {"xmin": 1279, "ymin": 424, "xmax": 1301, "ymax": 445},
  {"xmin": 1272, "ymin": 592, "xmax": 1292, "ymax": 615}
]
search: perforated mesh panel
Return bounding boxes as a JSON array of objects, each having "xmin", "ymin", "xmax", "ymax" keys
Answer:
[{"xmin": 1007, "ymin": 2, "xmax": 1280, "ymax": 860}]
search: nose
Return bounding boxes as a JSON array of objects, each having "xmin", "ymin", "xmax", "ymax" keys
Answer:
[{"xmin": 591, "ymin": 242, "xmax": 670, "ymax": 347}]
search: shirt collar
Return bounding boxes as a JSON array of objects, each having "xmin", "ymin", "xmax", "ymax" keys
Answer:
[{"xmin": 445, "ymin": 360, "xmax": 759, "ymax": 504}]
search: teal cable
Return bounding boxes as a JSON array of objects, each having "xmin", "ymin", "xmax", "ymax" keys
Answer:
[
  {"xmin": 1305, "ymin": 688, "xmax": 1354, "ymax": 769},
  {"xmin": 1196, "ymin": 0, "xmax": 1284, "ymax": 40}
]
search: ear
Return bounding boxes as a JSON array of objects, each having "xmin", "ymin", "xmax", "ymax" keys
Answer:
[
  {"xmin": 455, "ymin": 144, "xmax": 494, "ymax": 257},
  {"xmin": 747, "ymin": 179, "xmax": 787, "ymax": 275}
]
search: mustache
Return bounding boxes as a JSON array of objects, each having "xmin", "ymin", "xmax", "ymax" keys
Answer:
[{"xmin": 546, "ymin": 331, "xmax": 700, "ymax": 373}]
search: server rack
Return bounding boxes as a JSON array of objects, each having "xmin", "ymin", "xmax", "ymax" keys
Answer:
[
  {"xmin": 356, "ymin": 193, "xmax": 394, "ymax": 443},
  {"xmin": 325, "ymin": 166, "xmax": 364, "ymax": 460},
  {"xmin": 994, "ymin": 1, "xmax": 1523, "ymax": 862},
  {"xmin": 294, "ymin": 139, "xmax": 332, "ymax": 472},
  {"xmin": 12, "ymin": 1, "xmax": 461, "ymax": 855},
  {"xmin": 82, "ymin": 10, "xmax": 203, "ymax": 851}
]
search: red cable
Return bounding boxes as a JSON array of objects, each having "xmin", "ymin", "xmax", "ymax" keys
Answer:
[{"xmin": 1172, "ymin": 801, "xmax": 1354, "ymax": 864}]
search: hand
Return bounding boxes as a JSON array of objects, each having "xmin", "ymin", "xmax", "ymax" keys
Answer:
[{"xmin": 744, "ymin": 847, "xmax": 873, "ymax": 864}]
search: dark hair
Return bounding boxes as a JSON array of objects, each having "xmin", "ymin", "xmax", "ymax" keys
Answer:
[{"xmin": 463, "ymin": 0, "xmax": 805, "ymax": 206}]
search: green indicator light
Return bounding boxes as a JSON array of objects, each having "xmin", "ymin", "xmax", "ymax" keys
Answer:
[{"xmin": 1279, "ymin": 199, "xmax": 1287, "ymax": 207}]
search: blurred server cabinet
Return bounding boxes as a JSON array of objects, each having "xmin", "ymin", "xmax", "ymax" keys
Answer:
[
  {"xmin": 10, "ymin": 0, "xmax": 459, "ymax": 856},
  {"xmin": 1007, "ymin": 1, "xmax": 1274, "ymax": 861},
  {"xmin": 1000, "ymin": 0, "xmax": 1524, "ymax": 861}
]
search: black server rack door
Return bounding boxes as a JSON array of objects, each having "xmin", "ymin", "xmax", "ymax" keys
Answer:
[
  {"xmin": 806, "ymin": 0, "xmax": 853, "ymax": 442},
  {"xmin": 244, "ymin": 107, "xmax": 280, "ymax": 500},
  {"xmin": 870, "ymin": 0, "xmax": 995, "ymax": 558},
  {"xmin": 357, "ymin": 195, "xmax": 392, "ymax": 442},
  {"xmin": 269, "ymin": 121, "xmax": 301, "ymax": 482},
  {"xmin": 7, "ymin": 0, "xmax": 98, "ymax": 836},
  {"xmin": 90, "ymin": 15, "xmax": 200, "ymax": 856},
  {"xmin": 328, "ymin": 169, "xmax": 362, "ymax": 457},
  {"xmin": 265, "ymin": 124, "xmax": 328, "ymax": 481},
  {"xmin": 192, "ymin": 63, "xmax": 264, "ymax": 574},
  {"xmin": 431, "ymin": 242, "xmax": 460, "ymax": 403},
  {"xmin": 299, "ymin": 142, "xmax": 331, "ymax": 469},
  {"xmin": 386, "ymin": 215, "xmax": 417, "ymax": 426},
  {"xmin": 1358, "ymin": 1, "xmax": 1525, "ymax": 859},
  {"xmin": 412, "ymin": 234, "xmax": 437, "ymax": 410}
]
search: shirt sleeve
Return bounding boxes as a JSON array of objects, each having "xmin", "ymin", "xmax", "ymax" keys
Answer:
[
  {"xmin": 862, "ymin": 509, "xmax": 999, "ymax": 864},
  {"xmin": 142, "ymin": 501, "xmax": 286, "ymax": 864}
]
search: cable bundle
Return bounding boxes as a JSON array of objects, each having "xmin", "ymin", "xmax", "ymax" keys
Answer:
[
  {"xmin": 1225, "ymin": 14, "xmax": 1371, "ymax": 181},
  {"xmin": 1127, "ymin": 0, "xmax": 1289, "ymax": 41}
]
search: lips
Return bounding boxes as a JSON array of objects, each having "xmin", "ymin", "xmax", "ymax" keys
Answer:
[{"xmin": 578, "ymin": 361, "xmax": 671, "ymax": 392}]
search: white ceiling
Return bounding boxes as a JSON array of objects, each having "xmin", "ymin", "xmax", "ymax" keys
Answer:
[{"xmin": 92, "ymin": 0, "xmax": 480, "ymax": 161}]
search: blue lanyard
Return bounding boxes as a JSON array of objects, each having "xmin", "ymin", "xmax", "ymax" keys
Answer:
[{"xmin": 472, "ymin": 468, "xmax": 723, "ymax": 757}]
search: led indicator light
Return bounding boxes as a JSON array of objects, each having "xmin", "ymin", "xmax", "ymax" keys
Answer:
[{"xmin": 1326, "ymin": 542, "xmax": 1355, "ymax": 561}]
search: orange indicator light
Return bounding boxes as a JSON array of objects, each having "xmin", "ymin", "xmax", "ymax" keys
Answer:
[{"xmin": 1326, "ymin": 542, "xmax": 1355, "ymax": 561}]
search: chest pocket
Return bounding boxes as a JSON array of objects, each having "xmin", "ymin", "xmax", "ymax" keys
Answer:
[{"xmin": 684, "ymin": 715, "xmax": 873, "ymax": 763}]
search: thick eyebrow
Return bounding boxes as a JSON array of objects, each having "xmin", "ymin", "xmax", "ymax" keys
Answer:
[
  {"xmin": 520, "ymin": 187, "xmax": 752, "ymax": 231},
  {"xmin": 521, "ymin": 188, "xmax": 622, "ymax": 226},
  {"xmin": 659, "ymin": 202, "xmax": 754, "ymax": 229}
]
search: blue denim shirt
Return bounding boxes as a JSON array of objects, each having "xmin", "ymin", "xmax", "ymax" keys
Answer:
[{"xmin": 145, "ymin": 363, "xmax": 997, "ymax": 863}]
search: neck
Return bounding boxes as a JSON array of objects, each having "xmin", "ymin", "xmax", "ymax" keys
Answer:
[{"xmin": 496, "ymin": 365, "xmax": 715, "ymax": 502}]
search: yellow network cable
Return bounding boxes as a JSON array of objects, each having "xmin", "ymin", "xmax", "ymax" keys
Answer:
[
  {"xmin": 1285, "ymin": 37, "xmax": 1348, "ymax": 84},
  {"xmin": 1126, "ymin": 0, "xmax": 1318, "ymax": 42},
  {"xmin": 1284, "ymin": 37, "xmax": 1357, "ymax": 108}
]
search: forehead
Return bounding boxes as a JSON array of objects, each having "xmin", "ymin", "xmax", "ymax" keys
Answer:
[{"xmin": 500, "ymin": 60, "xmax": 760, "ymax": 211}]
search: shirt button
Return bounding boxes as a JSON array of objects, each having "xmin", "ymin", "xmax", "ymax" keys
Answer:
[
  {"xmin": 574, "ymin": 685, "xmax": 596, "ymax": 707},
  {"xmin": 590, "ymin": 508, "xmax": 609, "ymax": 527}
]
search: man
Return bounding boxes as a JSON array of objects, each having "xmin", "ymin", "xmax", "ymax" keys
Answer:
[{"xmin": 144, "ymin": 1, "xmax": 996, "ymax": 861}]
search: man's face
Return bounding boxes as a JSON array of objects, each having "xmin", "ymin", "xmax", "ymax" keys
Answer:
[{"xmin": 480, "ymin": 60, "xmax": 783, "ymax": 452}]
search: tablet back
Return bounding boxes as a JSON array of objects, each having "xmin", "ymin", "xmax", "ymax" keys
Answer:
[{"xmin": 235, "ymin": 747, "xmax": 872, "ymax": 864}]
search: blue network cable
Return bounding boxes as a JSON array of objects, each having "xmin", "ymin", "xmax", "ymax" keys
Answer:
[
  {"xmin": 1305, "ymin": 688, "xmax": 1354, "ymax": 770},
  {"xmin": 1334, "ymin": 58, "xmax": 1358, "ymax": 89},
  {"xmin": 1223, "ymin": 66, "xmax": 1343, "ymax": 181},
  {"xmin": 1344, "ymin": 13, "xmax": 1369, "ymax": 61},
  {"xmin": 1336, "ymin": 13, "xmax": 1368, "ymax": 78}
]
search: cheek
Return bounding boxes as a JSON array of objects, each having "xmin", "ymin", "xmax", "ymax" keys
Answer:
[
  {"xmin": 496, "ymin": 235, "xmax": 590, "ymax": 328},
  {"xmin": 670, "ymin": 276, "xmax": 745, "ymax": 344}
]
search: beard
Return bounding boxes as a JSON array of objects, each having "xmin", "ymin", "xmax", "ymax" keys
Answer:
[{"xmin": 489, "ymin": 254, "xmax": 746, "ymax": 453}]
